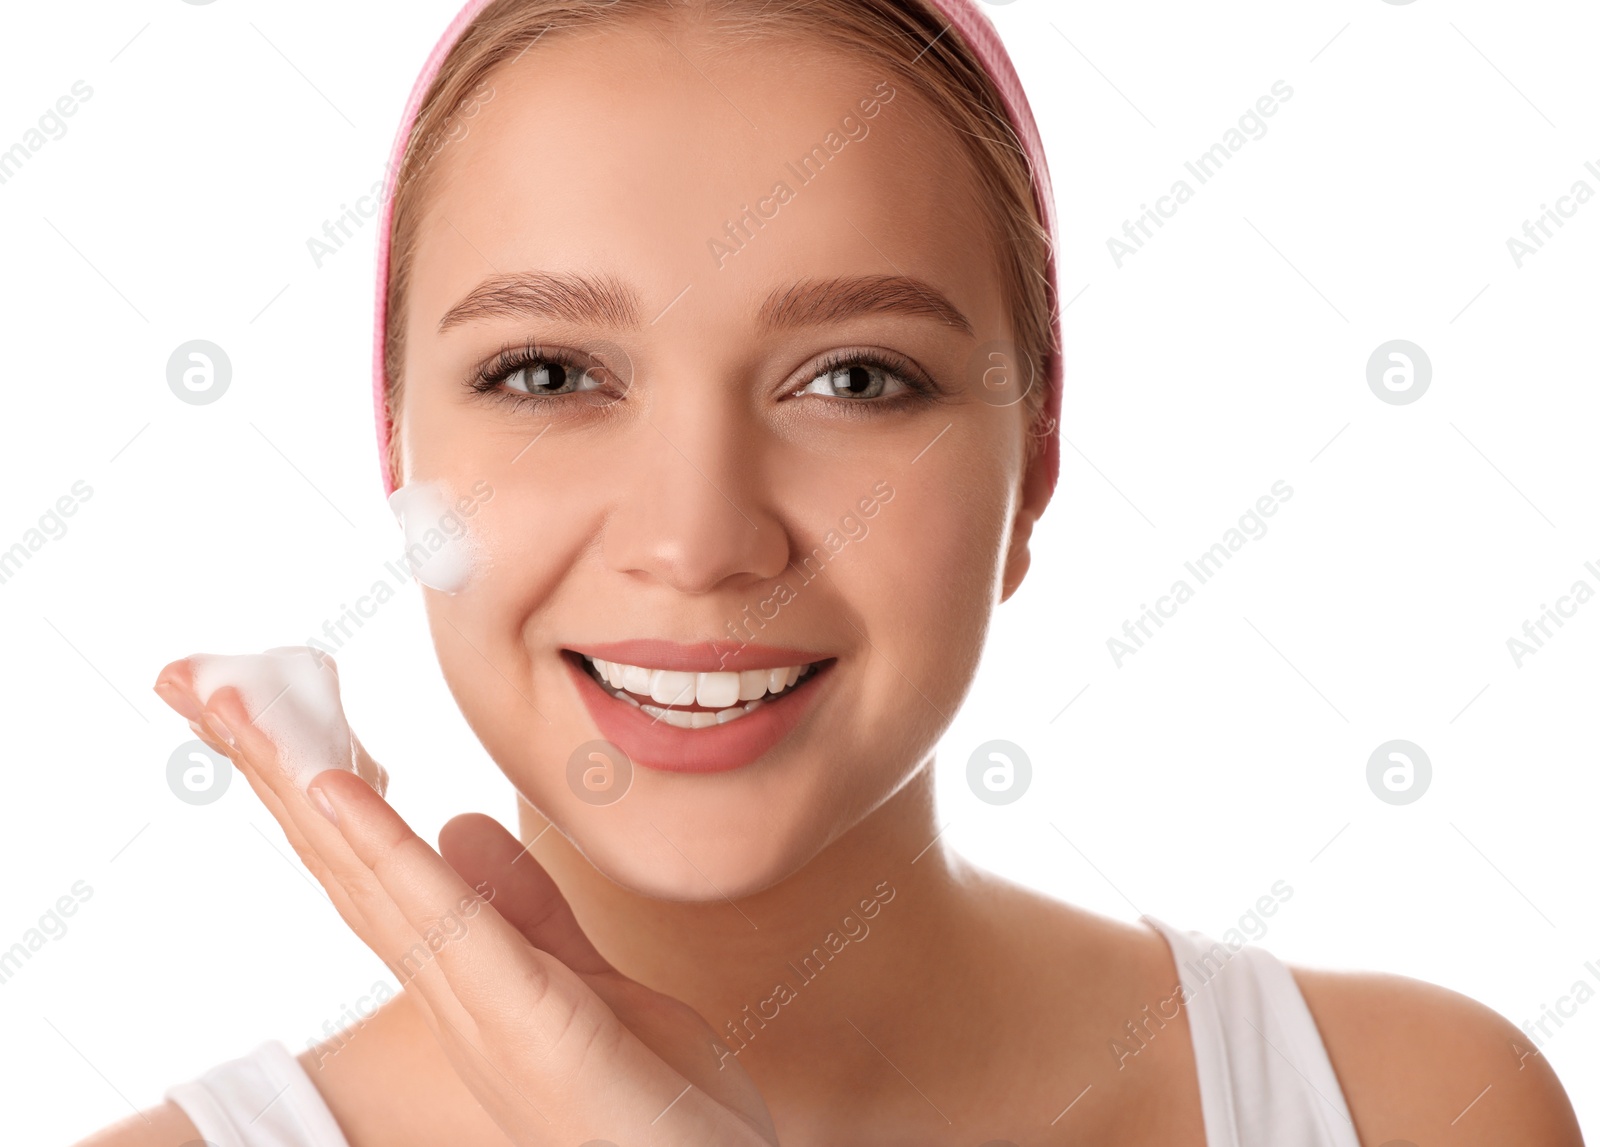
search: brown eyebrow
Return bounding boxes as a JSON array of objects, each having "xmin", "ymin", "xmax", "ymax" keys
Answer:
[
  {"xmin": 437, "ymin": 271, "xmax": 640, "ymax": 332},
  {"xmin": 757, "ymin": 274, "xmax": 974, "ymax": 336},
  {"xmin": 436, "ymin": 271, "xmax": 974, "ymax": 337}
]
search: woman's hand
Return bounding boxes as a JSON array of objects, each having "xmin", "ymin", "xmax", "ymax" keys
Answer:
[{"xmin": 153, "ymin": 654, "xmax": 778, "ymax": 1147}]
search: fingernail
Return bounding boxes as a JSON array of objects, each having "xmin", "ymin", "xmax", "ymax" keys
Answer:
[
  {"xmin": 203, "ymin": 711, "xmax": 237, "ymax": 747},
  {"xmin": 154, "ymin": 680, "xmax": 204, "ymax": 723},
  {"xmin": 307, "ymin": 781, "xmax": 339, "ymax": 826}
]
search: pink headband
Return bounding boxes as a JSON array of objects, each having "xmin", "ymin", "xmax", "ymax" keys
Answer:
[{"xmin": 371, "ymin": 0, "xmax": 1062, "ymax": 499}]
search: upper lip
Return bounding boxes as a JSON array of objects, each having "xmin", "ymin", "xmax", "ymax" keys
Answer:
[{"xmin": 564, "ymin": 639, "xmax": 831, "ymax": 673}]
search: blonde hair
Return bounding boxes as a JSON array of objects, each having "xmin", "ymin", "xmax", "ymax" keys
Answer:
[{"xmin": 382, "ymin": 0, "xmax": 1056, "ymax": 492}]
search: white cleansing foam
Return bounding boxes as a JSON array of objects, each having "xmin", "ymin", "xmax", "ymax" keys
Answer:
[
  {"xmin": 189, "ymin": 646, "xmax": 356, "ymax": 790},
  {"xmin": 387, "ymin": 480, "xmax": 482, "ymax": 594}
]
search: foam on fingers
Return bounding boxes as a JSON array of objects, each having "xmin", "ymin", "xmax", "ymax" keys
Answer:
[{"xmin": 189, "ymin": 646, "xmax": 357, "ymax": 790}]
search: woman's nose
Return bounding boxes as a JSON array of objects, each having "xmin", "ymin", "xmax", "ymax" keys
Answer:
[{"xmin": 599, "ymin": 395, "xmax": 792, "ymax": 596}]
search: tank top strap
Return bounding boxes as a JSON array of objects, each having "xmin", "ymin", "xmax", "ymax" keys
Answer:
[
  {"xmin": 1141, "ymin": 915, "xmax": 1361, "ymax": 1147},
  {"xmin": 165, "ymin": 1040, "xmax": 350, "ymax": 1147}
]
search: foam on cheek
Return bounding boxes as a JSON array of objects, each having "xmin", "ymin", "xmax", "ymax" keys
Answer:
[
  {"xmin": 388, "ymin": 480, "xmax": 481, "ymax": 594},
  {"xmin": 190, "ymin": 646, "xmax": 356, "ymax": 790}
]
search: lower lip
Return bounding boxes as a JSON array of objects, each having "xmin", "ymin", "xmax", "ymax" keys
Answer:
[{"xmin": 563, "ymin": 652, "xmax": 832, "ymax": 774}]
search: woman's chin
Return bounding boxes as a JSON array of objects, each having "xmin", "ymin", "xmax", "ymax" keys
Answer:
[{"xmin": 574, "ymin": 827, "xmax": 804, "ymax": 904}]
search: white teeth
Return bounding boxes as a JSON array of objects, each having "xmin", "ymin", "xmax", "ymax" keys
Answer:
[
  {"xmin": 640, "ymin": 703, "xmax": 689, "ymax": 728},
  {"xmin": 639, "ymin": 696, "xmax": 767, "ymax": 727},
  {"xmin": 582, "ymin": 654, "xmax": 819, "ymax": 722},
  {"xmin": 621, "ymin": 662, "xmax": 651, "ymax": 694},
  {"xmin": 639, "ymin": 703, "xmax": 741, "ymax": 729},
  {"xmin": 696, "ymin": 671, "xmax": 741, "ymax": 709},
  {"xmin": 650, "ymin": 669, "xmax": 696, "ymax": 706}
]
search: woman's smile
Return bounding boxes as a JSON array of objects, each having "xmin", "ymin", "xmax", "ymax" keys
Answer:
[{"xmin": 562, "ymin": 642, "xmax": 838, "ymax": 772}]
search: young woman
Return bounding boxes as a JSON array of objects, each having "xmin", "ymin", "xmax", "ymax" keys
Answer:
[{"xmin": 87, "ymin": 0, "xmax": 1583, "ymax": 1143}]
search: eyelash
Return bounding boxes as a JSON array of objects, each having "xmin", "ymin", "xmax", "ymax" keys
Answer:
[
  {"xmin": 465, "ymin": 343, "xmax": 947, "ymax": 413},
  {"xmin": 799, "ymin": 349, "xmax": 945, "ymax": 412},
  {"xmin": 466, "ymin": 343, "xmax": 615, "ymax": 410}
]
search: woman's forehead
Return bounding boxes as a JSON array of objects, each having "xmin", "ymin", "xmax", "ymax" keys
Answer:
[{"xmin": 405, "ymin": 20, "xmax": 1005, "ymax": 337}]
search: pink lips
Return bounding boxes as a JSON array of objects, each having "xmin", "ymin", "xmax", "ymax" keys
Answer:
[{"xmin": 562, "ymin": 643, "xmax": 833, "ymax": 774}]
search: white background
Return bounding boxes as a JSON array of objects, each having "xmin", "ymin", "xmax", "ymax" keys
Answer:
[{"xmin": 1, "ymin": 0, "xmax": 1595, "ymax": 1141}]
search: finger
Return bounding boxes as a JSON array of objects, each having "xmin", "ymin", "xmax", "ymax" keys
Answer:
[
  {"xmin": 212, "ymin": 722, "xmax": 470, "ymax": 1032},
  {"xmin": 310, "ymin": 777, "xmax": 765, "ymax": 1140},
  {"xmin": 155, "ymin": 658, "xmax": 405, "ymax": 956},
  {"xmin": 184, "ymin": 716, "xmax": 231, "ymax": 758},
  {"xmin": 437, "ymin": 813, "xmax": 613, "ymax": 974},
  {"xmin": 157, "ymin": 660, "xmax": 330, "ymax": 857},
  {"xmin": 166, "ymin": 653, "xmax": 373, "ymax": 890},
  {"xmin": 351, "ymin": 730, "xmax": 390, "ymax": 798},
  {"xmin": 310, "ymin": 770, "xmax": 539, "ymax": 1008},
  {"xmin": 212, "ymin": 686, "xmax": 460, "ymax": 975},
  {"xmin": 153, "ymin": 657, "xmax": 470, "ymax": 1068},
  {"xmin": 157, "ymin": 675, "xmax": 245, "ymax": 765},
  {"xmin": 310, "ymin": 771, "xmax": 633, "ymax": 1064},
  {"xmin": 206, "ymin": 692, "xmax": 387, "ymax": 934},
  {"xmin": 434, "ymin": 817, "xmax": 768, "ymax": 1128},
  {"xmin": 204, "ymin": 683, "xmax": 354, "ymax": 847},
  {"xmin": 153, "ymin": 675, "xmax": 204, "ymax": 724}
]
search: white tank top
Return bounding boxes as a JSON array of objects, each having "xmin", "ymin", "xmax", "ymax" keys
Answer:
[{"xmin": 165, "ymin": 916, "xmax": 1360, "ymax": 1146}]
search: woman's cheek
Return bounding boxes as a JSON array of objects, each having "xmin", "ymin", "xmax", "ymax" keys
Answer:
[
  {"xmin": 416, "ymin": 469, "xmax": 601, "ymax": 747},
  {"xmin": 875, "ymin": 461, "xmax": 1008, "ymax": 701},
  {"xmin": 472, "ymin": 470, "xmax": 600, "ymax": 619}
]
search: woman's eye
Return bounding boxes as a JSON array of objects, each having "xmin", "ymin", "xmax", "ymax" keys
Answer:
[
  {"xmin": 798, "ymin": 361, "xmax": 908, "ymax": 401},
  {"xmin": 502, "ymin": 359, "xmax": 605, "ymax": 396}
]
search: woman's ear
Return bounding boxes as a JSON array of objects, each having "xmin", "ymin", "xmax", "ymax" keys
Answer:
[{"xmin": 1000, "ymin": 439, "xmax": 1054, "ymax": 603}]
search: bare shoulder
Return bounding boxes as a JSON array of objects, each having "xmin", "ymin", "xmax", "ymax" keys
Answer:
[
  {"xmin": 1290, "ymin": 963, "xmax": 1585, "ymax": 1146},
  {"xmin": 951, "ymin": 857, "xmax": 1176, "ymax": 977},
  {"xmin": 71, "ymin": 1101, "xmax": 201, "ymax": 1146}
]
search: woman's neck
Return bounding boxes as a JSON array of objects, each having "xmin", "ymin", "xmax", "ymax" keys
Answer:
[{"xmin": 514, "ymin": 762, "xmax": 986, "ymax": 1081}]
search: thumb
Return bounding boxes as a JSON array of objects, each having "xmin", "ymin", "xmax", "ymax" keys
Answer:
[{"xmin": 438, "ymin": 813, "xmax": 614, "ymax": 975}]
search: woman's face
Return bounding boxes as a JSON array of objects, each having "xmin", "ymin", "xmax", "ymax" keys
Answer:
[{"xmin": 393, "ymin": 15, "xmax": 1046, "ymax": 899}]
